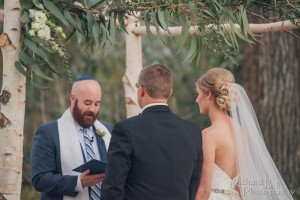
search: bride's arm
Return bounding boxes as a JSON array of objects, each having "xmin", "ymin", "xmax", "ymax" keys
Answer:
[{"xmin": 195, "ymin": 130, "xmax": 216, "ymax": 200}]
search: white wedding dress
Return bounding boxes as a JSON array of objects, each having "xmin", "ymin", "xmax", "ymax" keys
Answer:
[{"xmin": 209, "ymin": 164, "xmax": 241, "ymax": 200}]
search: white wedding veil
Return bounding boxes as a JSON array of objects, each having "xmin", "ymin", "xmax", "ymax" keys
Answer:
[{"xmin": 228, "ymin": 83, "xmax": 293, "ymax": 200}]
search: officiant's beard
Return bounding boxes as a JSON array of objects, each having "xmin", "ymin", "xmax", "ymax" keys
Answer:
[{"xmin": 73, "ymin": 100, "xmax": 99, "ymax": 128}]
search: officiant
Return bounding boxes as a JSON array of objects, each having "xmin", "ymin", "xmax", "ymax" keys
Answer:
[{"xmin": 30, "ymin": 76, "xmax": 112, "ymax": 200}]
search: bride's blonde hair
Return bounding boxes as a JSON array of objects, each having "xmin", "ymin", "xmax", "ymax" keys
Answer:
[{"xmin": 196, "ymin": 68, "xmax": 235, "ymax": 112}]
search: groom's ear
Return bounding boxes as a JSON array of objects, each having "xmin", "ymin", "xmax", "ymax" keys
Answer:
[{"xmin": 139, "ymin": 86, "xmax": 145, "ymax": 97}]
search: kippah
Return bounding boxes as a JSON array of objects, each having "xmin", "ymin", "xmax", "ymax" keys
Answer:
[{"xmin": 74, "ymin": 76, "xmax": 95, "ymax": 82}]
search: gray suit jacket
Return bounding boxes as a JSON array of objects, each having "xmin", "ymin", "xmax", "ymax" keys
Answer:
[{"xmin": 30, "ymin": 120, "xmax": 112, "ymax": 200}]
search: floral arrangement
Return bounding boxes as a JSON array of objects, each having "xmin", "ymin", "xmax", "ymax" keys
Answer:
[
  {"xmin": 17, "ymin": 0, "xmax": 111, "ymax": 87},
  {"xmin": 17, "ymin": 0, "xmax": 71, "ymax": 87},
  {"xmin": 28, "ymin": 8, "xmax": 66, "ymax": 57}
]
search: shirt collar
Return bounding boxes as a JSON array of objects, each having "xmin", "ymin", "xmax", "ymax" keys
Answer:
[
  {"xmin": 74, "ymin": 120, "xmax": 92, "ymax": 132},
  {"xmin": 142, "ymin": 103, "xmax": 168, "ymax": 111}
]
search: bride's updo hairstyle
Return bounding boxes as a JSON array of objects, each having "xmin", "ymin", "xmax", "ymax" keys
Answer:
[{"xmin": 196, "ymin": 68, "xmax": 235, "ymax": 113}]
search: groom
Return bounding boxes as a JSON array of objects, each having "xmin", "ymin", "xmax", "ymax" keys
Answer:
[
  {"xmin": 30, "ymin": 76, "xmax": 112, "ymax": 200},
  {"xmin": 101, "ymin": 64, "xmax": 203, "ymax": 200}
]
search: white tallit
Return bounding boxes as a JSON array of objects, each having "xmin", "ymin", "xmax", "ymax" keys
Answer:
[{"xmin": 57, "ymin": 108, "xmax": 111, "ymax": 200}]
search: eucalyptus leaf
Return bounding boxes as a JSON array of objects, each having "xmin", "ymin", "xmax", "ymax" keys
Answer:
[
  {"xmin": 76, "ymin": 30, "xmax": 84, "ymax": 44},
  {"xmin": 43, "ymin": 61, "xmax": 59, "ymax": 75},
  {"xmin": 156, "ymin": 9, "xmax": 170, "ymax": 33},
  {"xmin": 92, "ymin": 23, "xmax": 100, "ymax": 48},
  {"xmin": 65, "ymin": 29, "xmax": 76, "ymax": 42},
  {"xmin": 183, "ymin": 36, "xmax": 197, "ymax": 63},
  {"xmin": 241, "ymin": 7, "xmax": 255, "ymax": 40},
  {"xmin": 177, "ymin": 14, "xmax": 190, "ymax": 53},
  {"xmin": 87, "ymin": 11, "xmax": 95, "ymax": 38},
  {"xmin": 20, "ymin": 12, "xmax": 30, "ymax": 24},
  {"xmin": 32, "ymin": 64, "xmax": 54, "ymax": 81},
  {"xmin": 229, "ymin": 21, "xmax": 254, "ymax": 44},
  {"xmin": 19, "ymin": 50, "xmax": 40, "ymax": 65},
  {"xmin": 29, "ymin": 36, "xmax": 55, "ymax": 53},
  {"xmin": 90, "ymin": 0, "xmax": 105, "ymax": 8},
  {"xmin": 228, "ymin": 27, "xmax": 239, "ymax": 49},
  {"xmin": 33, "ymin": 0, "xmax": 44, "ymax": 10},
  {"xmin": 75, "ymin": 16, "xmax": 84, "ymax": 33},
  {"xmin": 21, "ymin": 1, "xmax": 34, "ymax": 10},
  {"xmin": 99, "ymin": 24, "xmax": 107, "ymax": 47},
  {"xmin": 142, "ymin": 11, "xmax": 153, "ymax": 38},
  {"xmin": 24, "ymin": 24, "xmax": 30, "ymax": 33},
  {"xmin": 24, "ymin": 38, "xmax": 48, "ymax": 59},
  {"xmin": 117, "ymin": 12, "xmax": 127, "ymax": 33},
  {"xmin": 82, "ymin": 0, "xmax": 89, "ymax": 9},
  {"xmin": 30, "ymin": 80, "xmax": 51, "ymax": 89},
  {"xmin": 108, "ymin": 15, "xmax": 115, "ymax": 43},
  {"xmin": 195, "ymin": 38, "xmax": 202, "ymax": 65},
  {"xmin": 43, "ymin": 0, "xmax": 70, "ymax": 26},
  {"xmin": 187, "ymin": 2, "xmax": 198, "ymax": 13},
  {"xmin": 203, "ymin": 10, "xmax": 214, "ymax": 18},
  {"xmin": 15, "ymin": 61, "xmax": 31, "ymax": 79},
  {"xmin": 98, "ymin": 13, "xmax": 106, "ymax": 25},
  {"xmin": 64, "ymin": 10, "xmax": 79, "ymax": 30},
  {"xmin": 153, "ymin": 10, "xmax": 162, "ymax": 37}
]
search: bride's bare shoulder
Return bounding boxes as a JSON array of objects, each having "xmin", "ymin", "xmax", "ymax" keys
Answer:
[
  {"xmin": 202, "ymin": 119, "xmax": 232, "ymax": 139},
  {"xmin": 202, "ymin": 126, "xmax": 220, "ymax": 142}
]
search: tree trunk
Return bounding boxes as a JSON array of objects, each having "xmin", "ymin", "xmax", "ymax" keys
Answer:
[
  {"xmin": 124, "ymin": 16, "xmax": 142, "ymax": 118},
  {"xmin": 0, "ymin": 0, "xmax": 25, "ymax": 200},
  {"xmin": 243, "ymin": 28, "xmax": 300, "ymax": 189}
]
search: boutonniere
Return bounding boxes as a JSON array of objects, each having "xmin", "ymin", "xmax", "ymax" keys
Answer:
[{"xmin": 96, "ymin": 129, "xmax": 106, "ymax": 138}]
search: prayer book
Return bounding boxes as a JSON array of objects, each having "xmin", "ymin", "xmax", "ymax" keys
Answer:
[{"xmin": 73, "ymin": 159, "xmax": 106, "ymax": 174}]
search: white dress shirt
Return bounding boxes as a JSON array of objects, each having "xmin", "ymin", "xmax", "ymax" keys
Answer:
[{"xmin": 142, "ymin": 103, "xmax": 168, "ymax": 111}]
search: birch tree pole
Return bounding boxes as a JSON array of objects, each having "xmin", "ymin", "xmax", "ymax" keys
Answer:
[
  {"xmin": 0, "ymin": 0, "xmax": 25, "ymax": 200},
  {"xmin": 124, "ymin": 15, "xmax": 143, "ymax": 117}
]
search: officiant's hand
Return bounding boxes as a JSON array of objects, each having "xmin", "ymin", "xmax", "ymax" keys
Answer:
[{"xmin": 80, "ymin": 169, "xmax": 105, "ymax": 188}]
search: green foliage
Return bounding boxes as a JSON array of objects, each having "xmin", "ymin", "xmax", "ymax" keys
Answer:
[
  {"xmin": 110, "ymin": 0, "xmax": 300, "ymax": 63},
  {"xmin": 17, "ymin": 0, "xmax": 300, "ymax": 84}
]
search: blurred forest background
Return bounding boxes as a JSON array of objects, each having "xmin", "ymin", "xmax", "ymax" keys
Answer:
[{"xmin": 1, "ymin": 3, "xmax": 300, "ymax": 200}]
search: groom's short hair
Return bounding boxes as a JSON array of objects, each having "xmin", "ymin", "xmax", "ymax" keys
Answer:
[{"xmin": 139, "ymin": 64, "xmax": 173, "ymax": 99}]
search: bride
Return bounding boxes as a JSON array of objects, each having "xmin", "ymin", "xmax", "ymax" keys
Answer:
[{"xmin": 194, "ymin": 68, "xmax": 293, "ymax": 200}]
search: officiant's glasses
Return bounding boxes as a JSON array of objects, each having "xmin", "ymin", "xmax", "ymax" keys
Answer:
[{"xmin": 135, "ymin": 83, "xmax": 145, "ymax": 88}]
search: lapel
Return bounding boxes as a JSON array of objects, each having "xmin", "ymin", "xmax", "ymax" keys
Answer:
[{"xmin": 92, "ymin": 125, "xmax": 107, "ymax": 162}]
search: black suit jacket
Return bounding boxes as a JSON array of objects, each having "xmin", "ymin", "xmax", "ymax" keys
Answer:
[
  {"xmin": 101, "ymin": 105, "xmax": 203, "ymax": 200},
  {"xmin": 30, "ymin": 120, "xmax": 112, "ymax": 200}
]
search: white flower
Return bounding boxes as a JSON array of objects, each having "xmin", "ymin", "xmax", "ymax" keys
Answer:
[
  {"xmin": 96, "ymin": 129, "xmax": 106, "ymax": 138},
  {"xmin": 34, "ymin": 11, "xmax": 47, "ymax": 24},
  {"xmin": 31, "ymin": 22, "xmax": 41, "ymax": 31},
  {"xmin": 55, "ymin": 26, "xmax": 63, "ymax": 33},
  {"xmin": 37, "ymin": 29, "xmax": 46, "ymax": 40},
  {"xmin": 58, "ymin": 49, "xmax": 64, "ymax": 56},
  {"xmin": 51, "ymin": 43, "xmax": 59, "ymax": 51},
  {"xmin": 61, "ymin": 33, "xmax": 66, "ymax": 38},
  {"xmin": 28, "ymin": 30, "xmax": 35, "ymax": 36},
  {"xmin": 38, "ymin": 25, "xmax": 51, "ymax": 41},
  {"xmin": 43, "ymin": 25, "xmax": 51, "ymax": 40},
  {"xmin": 29, "ymin": 9, "xmax": 36, "ymax": 18}
]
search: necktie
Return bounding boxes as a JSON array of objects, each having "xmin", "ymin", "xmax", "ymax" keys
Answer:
[{"xmin": 82, "ymin": 128, "xmax": 101, "ymax": 200}]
